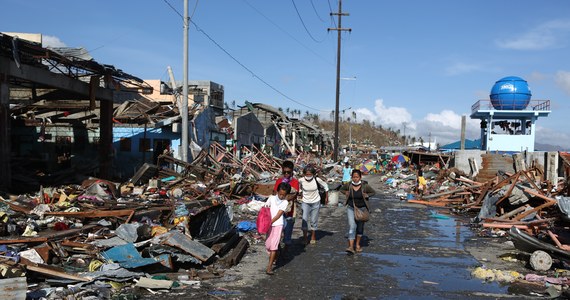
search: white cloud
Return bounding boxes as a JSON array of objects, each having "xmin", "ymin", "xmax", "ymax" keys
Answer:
[
  {"xmin": 554, "ymin": 70, "xmax": 570, "ymax": 95},
  {"xmin": 42, "ymin": 35, "xmax": 67, "ymax": 48},
  {"xmin": 330, "ymin": 98, "xmax": 570, "ymax": 149},
  {"xmin": 346, "ymin": 100, "xmax": 483, "ymax": 146},
  {"xmin": 415, "ymin": 111, "xmax": 480, "ymax": 146},
  {"xmin": 371, "ymin": 99, "xmax": 413, "ymax": 126},
  {"xmin": 495, "ymin": 19, "xmax": 570, "ymax": 50},
  {"xmin": 444, "ymin": 62, "xmax": 483, "ymax": 76}
]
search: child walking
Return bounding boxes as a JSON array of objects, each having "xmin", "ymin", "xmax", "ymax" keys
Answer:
[{"xmin": 265, "ymin": 182, "xmax": 291, "ymax": 275}]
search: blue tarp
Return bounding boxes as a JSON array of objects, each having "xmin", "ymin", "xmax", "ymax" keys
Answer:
[
  {"xmin": 237, "ymin": 221, "xmax": 256, "ymax": 232},
  {"xmin": 102, "ymin": 243, "xmax": 160, "ymax": 269},
  {"xmin": 439, "ymin": 139, "xmax": 481, "ymax": 150}
]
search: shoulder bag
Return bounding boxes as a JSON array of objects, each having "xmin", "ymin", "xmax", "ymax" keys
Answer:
[
  {"xmin": 351, "ymin": 186, "xmax": 370, "ymax": 222},
  {"xmin": 313, "ymin": 177, "xmax": 327, "ymax": 204}
]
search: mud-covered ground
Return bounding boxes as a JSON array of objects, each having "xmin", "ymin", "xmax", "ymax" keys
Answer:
[{"xmin": 140, "ymin": 174, "xmax": 562, "ymax": 299}]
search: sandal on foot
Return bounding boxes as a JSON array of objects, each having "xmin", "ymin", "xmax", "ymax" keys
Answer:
[
  {"xmin": 345, "ymin": 247, "xmax": 355, "ymax": 254},
  {"xmin": 310, "ymin": 240, "xmax": 317, "ymax": 245},
  {"xmin": 266, "ymin": 270, "xmax": 274, "ymax": 275},
  {"xmin": 355, "ymin": 247, "xmax": 363, "ymax": 253}
]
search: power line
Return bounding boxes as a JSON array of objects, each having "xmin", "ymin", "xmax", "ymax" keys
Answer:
[
  {"xmin": 162, "ymin": 0, "xmax": 329, "ymax": 112},
  {"xmin": 242, "ymin": 0, "xmax": 332, "ymax": 67},
  {"xmin": 291, "ymin": 0, "xmax": 325, "ymax": 43},
  {"xmin": 310, "ymin": 0, "xmax": 327, "ymax": 22},
  {"xmin": 190, "ymin": 20, "xmax": 325, "ymax": 112},
  {"xmin": 327, "ymin": 0, "xmax": 337, "ymax": 28}
]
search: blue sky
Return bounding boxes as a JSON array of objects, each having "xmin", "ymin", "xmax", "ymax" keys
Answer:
[{"xmin": 3, "ymin": 0, "xmax": 570, "ymax": 148}]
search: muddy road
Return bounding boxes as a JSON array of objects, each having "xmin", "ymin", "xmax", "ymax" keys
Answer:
[{"xmin": 202, "ymin": 173, "xmax": 529, "ymax": 299}]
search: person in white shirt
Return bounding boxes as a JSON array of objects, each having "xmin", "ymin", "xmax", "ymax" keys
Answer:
[
  {"xmin": 265, "ymin": 182, "xmax": 290, "ymax": 275},
  {"xmin": 298, "ymin": 165, "xmax": 329, "ymax": 245}
]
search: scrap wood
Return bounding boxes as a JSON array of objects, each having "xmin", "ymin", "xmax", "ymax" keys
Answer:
[
  {"xmin": 520, "ymin": 169, "xmax": 544, "ymax": 196},
  {"xmin": 496, "ymin": 172, "xmax": 522, "ymax": 206},
  {"xmin": 22, "ymin": 262, "xmax": 91, "ymax": 282},
  {"xmin": 508, "ymin": 189, "xmax": 558, "ymax": 222},
  {"xmin": 0, "ymin": 198, "xmax": 31, "ymax": 214},
  {"xmin": 421, "ymin": 188, "xmax": 466, "ymax": 200},
  {"xmin": 466, "ymin": 182, "xmax": 492, "ymax": 207},
  {"xmin": 482, "ymin": 217, "xmax": 556, "ymax": 225},
  {"xmin": 0, "ymin": 237, "xmax": 47, "ymax": 245},
  {"xmin": 456, "ymin": 176, "xmax": 484, "ymax": 187},
  {"xmin": 547, "ymin": 230, "xmax": 570, "ymax": 251},
  {"xmin": 407, "ymin": 199, "xmax": 448, "ymax": 207},
  {"xmin": 497, "ymin": 205, "xmax": 529, "ymax": 220},
  {"xmin": 512, "ymin": 200, "xmax": 557, "ymax": 222},
  {"xmin": 45, "ymin": 209, "xmax": 135, "ymax": 218},
  {"xmin": 481, "ymin": 223, "xmax": 545, "ymax": 230}
]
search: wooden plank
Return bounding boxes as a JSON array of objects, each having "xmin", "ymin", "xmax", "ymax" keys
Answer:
[
  {"xmin": 45, "ymin": 209, "xmax": 134, "ymax": 218},
  {"xmin": 0, "ymin": 237, "xmax": 47, "ymax": 245},
  {"xmin": 407, "ymin": 200, "xmax": 448, "ymax": 207},
  {"xmin": 23, "ymin": 263, "xmax": 91, "ymax": 282}
]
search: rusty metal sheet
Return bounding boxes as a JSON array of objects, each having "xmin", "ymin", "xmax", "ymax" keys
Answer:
[
  {"xmin": 160, "ymin": 231, "xmax": 215, "ymax": 262},
  {"xmin": 0, "ymin": 276, "xmax": 27, "ymax": 300}
]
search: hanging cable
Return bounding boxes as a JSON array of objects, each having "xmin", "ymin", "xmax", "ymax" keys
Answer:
[
  {"xmin": 291, "ymin": 0, "xmax": 325, "ymax": 43},
  {"xmin": 162, "ymin": 0, "xmax": 330, "ymax": 112},
  {"xmin": 242, "ymin": 0, "xmax": 332, "ymax": 67},
  {"xmin": 310, "ymin": 0, "xmax": 327, "ymax": 22}
]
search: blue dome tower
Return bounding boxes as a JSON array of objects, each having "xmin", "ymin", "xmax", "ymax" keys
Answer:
[
  {"xmin": 489, "ymin": 76, "xmax": 532, "ymax": 110},
  {"xmin": 470, "ymin": 76, "xmax": 550, "ymax": 152}
]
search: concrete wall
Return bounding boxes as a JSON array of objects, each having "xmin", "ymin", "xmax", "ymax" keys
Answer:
[
  {"xmin": 452, "ymin": 150, "xmax": 558, "ymax": 180},
  {"xmin": 452, "ymin": 150, "xmax": 485, "ymax": 174}
]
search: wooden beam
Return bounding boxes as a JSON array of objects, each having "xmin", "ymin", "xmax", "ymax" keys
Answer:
[
  {"xmin": 44, "ymin": 209, "xmax": 134, "ymax": 218},
  {"xmin": 0, "ymin": 56, "xmax": 113, "ymax": 101}
]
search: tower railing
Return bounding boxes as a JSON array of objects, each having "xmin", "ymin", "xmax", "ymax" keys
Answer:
[{"xmin": 471, "ymin": 100, "xmax": 550, "ymax": 114}]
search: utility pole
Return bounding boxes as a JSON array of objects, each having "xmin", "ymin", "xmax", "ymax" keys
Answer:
[
  {"xmin": 181, "ymin": 0, "xmax": 189, "ymax": 162},
  {"xmin": 328, "ymin": 0, "xmax": 351, "ymax": 162},
  {"xmin": 402, "ymin": 122, "xmax": 408, "ymax": 146}
]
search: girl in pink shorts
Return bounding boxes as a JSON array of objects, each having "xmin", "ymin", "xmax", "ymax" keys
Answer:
[{"xmin": 265, "ymin": 182, "xmax": 291, "ymax": 275}]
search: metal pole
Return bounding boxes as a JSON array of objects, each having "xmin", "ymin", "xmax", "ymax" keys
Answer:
[
  {"xmin": 181, "ymin": 0, "xmax": 189, "ymax": 162},
  {"xmin": 329, "ymin": 0, "xmax": 350, "ymax": 162},
  {"xmin": 349, "ymin": 122, "xmax": 352, "ymax": 155},
  {"xmin": 333, "ymin": 1, "xmax": 342, "ymax": 162}
]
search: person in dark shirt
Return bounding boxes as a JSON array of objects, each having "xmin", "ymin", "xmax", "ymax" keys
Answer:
[{"xmin": 339, "ymin": 169, "xmax": 376, "ymax": 254}]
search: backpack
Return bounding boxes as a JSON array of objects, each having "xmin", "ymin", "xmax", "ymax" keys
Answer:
[{"xmin": 256, "ymin": 206, "xmax": 271, "ymax": 234}]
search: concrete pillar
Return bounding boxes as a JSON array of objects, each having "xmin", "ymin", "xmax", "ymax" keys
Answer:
[
  {"xmin": 0, "ymin": 78, "xmax": 11, "ymax": 191},
  {"xmin": 513, "ymin": 153, "xmax": 527, "ymax": 172},
  {"xmin": 460, "ymin": 115, "xmax": 466, "ymax": 150},
  {"xmin": 546, "ymin": 152, "xmax": 558, "ymax": 185}
]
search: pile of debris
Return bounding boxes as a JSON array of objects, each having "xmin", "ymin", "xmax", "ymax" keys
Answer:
[
  {"xmin": 382, "ymin": 152, "xmax": 570, "ymax": 294},
  {"xmin": 0, "ymin": 142, "xmax": 340, "ymax": 298}
]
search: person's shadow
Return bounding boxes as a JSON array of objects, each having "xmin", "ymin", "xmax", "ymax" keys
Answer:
[{"xmin": 275, "ymin": 230, "xmax": 334, "ymax": 269}]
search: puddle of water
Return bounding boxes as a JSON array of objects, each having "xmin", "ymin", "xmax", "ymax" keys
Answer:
[
  {"xmin": 366, "ymin": 253, "xmax": 508, "ymax": 295},
  {"xmin": 420, "ymin": 211, "xmax": 472, "ymax": 249}
]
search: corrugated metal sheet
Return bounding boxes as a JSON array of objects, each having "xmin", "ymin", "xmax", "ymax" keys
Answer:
[
  {"xmin": 477, "ymin": 153, "xmax": 515, "ymax": 182},
  {"xmin": 0, "ymin": 276, "xmax": 27, "ymax": 300}
]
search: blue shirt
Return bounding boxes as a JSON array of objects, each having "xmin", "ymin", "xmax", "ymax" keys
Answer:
[{"xmin": 342, "ymin": 167, "xmax": 352, "ymax": 182}]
